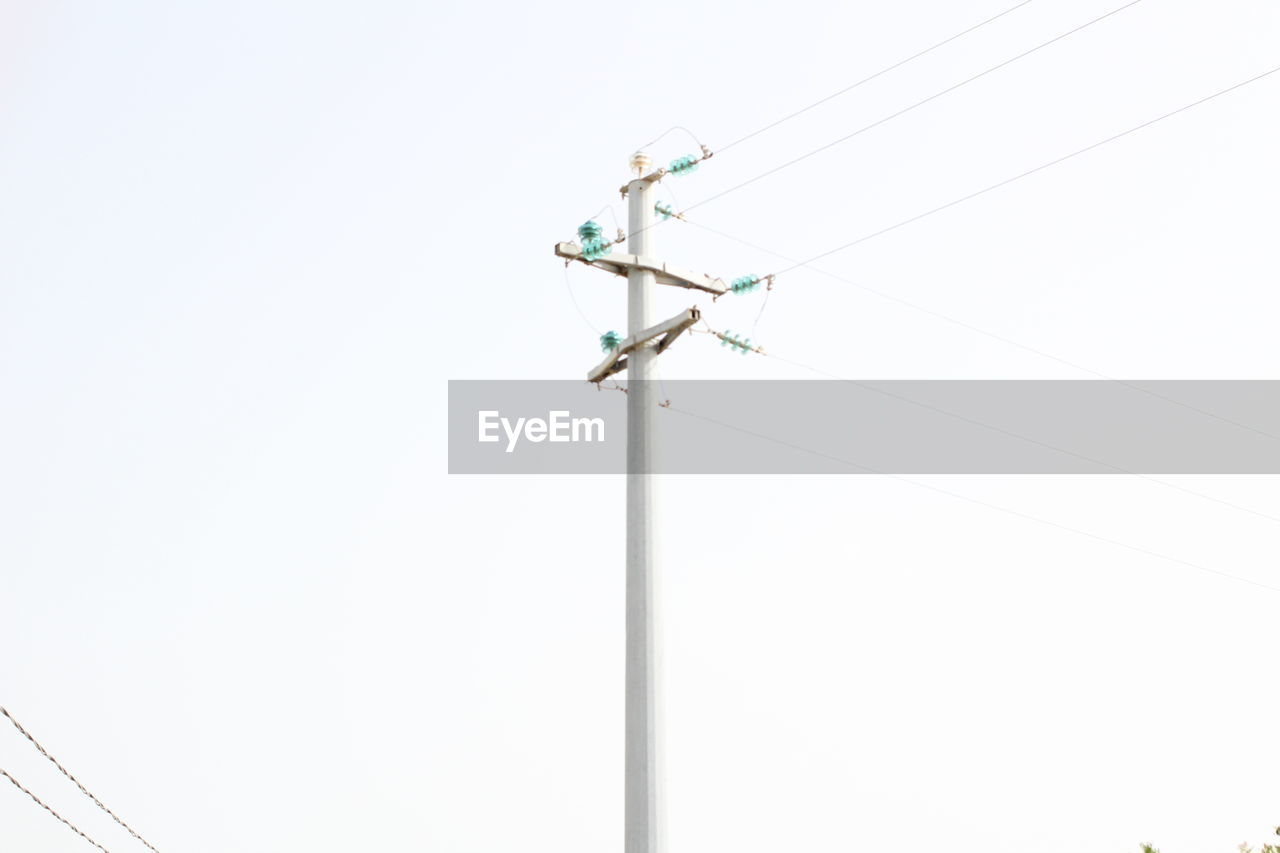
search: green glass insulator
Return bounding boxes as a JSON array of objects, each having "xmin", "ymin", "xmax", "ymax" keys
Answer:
[
  {"xmin": 669, "ymin": 155, "xmax": 699, "ymax": 176},
  {"xmin": 578, "ymin": 220, "xmax": 603, "ymax": 241},
  {"xmin": 601, "ymin": 331, "xmax": 622, "ymax": 352},
  {"xmin": 581, "ymin": 237, "xmax": 612, "ymax": 261}
]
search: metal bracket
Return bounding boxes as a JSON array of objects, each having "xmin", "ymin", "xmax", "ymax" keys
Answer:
[
  {"xmin": 588, "ymin": 307, "xmax": 700, "ymax": 383},
  {"xmin": 555, "ymin": 242, "xmax": 728, "ymax": 296},
  {"xmin": 619, "ymin": 168, "xmax": 667, "ymax": 198}
]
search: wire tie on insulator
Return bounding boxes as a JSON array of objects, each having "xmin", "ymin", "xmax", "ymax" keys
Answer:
[{"xmin": 668, "ymin": 154, "xmax": 700, "ymax": 177}]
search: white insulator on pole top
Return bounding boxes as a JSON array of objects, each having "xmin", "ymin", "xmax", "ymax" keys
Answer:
[{"xmin": 629, "ymin": 150, "xmax": 652, "ymax": 176}]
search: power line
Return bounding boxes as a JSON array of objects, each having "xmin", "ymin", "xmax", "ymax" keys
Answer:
[
  {"xmin": 682, "ymin": 0, "xmax": 1146, "ymax": 216},
  {"xmin": 685, "ymin": 318, "xmax": 1280, "ymax": 529},
  {"xmin": 563, "ymin": 264, "xmax": 601, "ymax": 335},
  {"xmin": 771, "ymin": 63, "xmax": 1280, "ymax": 274},
  {"xmin": 755, "ymin": 347, "xmax": 1280, "ymax": 529},
  {"xmin": 637, "ymin": 125, "xmax": 706, "ymax": 153},
  {"xmin": 661, "ymin": 402, "xmax": 1280, "ymax": 595},
  {"xmin": 674, "ymin": 57, "xmax": 1280, "ymax": 445},
  {"xmin": 681, "ymin": 213, "xmax": 1280, "ymax": 444},
  {"xmin": 2, "ymin": 707, "xmax": 162, "ymax": 853},
  {"xmin": 2, "ymin": 768, "xmax": 112, "ymax": 853},
  {"xmin": 715, "ymin": 0, "xmax": 1040, "ymax": 155}
]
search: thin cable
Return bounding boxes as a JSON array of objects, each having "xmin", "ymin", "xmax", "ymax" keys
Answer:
[
  {"xmin": 2, "ymin": 768, "xmax": 112, "ymax": 853},
  {"xmin": 773, "ymin": 63, "xmax": 1280, "ymax": 274},
  {"xmin": 684, "ymin": 0, "xmax": 1145, "ymax": 216},
  {"xmin": 572, "ymin": 205, "xmax": 623, "ymax": 242},
  {"xmin": 661, "ymin": 404, "xmax": 1280, "ymax": 595},
  {"xmin": 637, "ymin": 125, "xmax": 705, "ymax": 152},
  {"xmin": 758, "ymin": 348, "xmax": 1280, "ymax": 529},
  {"xmin": 750, "ymin": 286, "xmax": 772, "ymax": 337},
  {"xmin": 717, "ymin": 0, "xmax": 1039, "ymax": 154},
  {"xmin": 2, "ymin": 707, "xmax": 162, "ymax": 853},
  {"xmin": 563, "ymin": 265, "xmax": 601, "ymax": 335},
  {"xmin": 681, "ymin": 118, "xmax": 1280, "ymax": 446}
]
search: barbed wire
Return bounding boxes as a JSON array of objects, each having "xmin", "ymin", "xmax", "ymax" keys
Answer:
[
  {"xmin": 1, "ymin": 767, "xmax": 112, "ymax": 853},
  {"xmin": 1, "ymin": 707, "xmax": 162, "ymax": 853}
]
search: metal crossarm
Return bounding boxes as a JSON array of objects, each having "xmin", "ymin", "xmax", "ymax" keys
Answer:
[
  {"xmin": 555, "ymin": 242, "xmax": 729, "ymax": 296},
  {"xmin": 588, "ymin": 307, "xmax": 700, "ymax": 383}
]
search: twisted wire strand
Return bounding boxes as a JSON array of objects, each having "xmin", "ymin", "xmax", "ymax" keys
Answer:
[
  {"xmin": 1, "ymin": 708, "xmax": 162, "ymax": 853},
  {"xmin": 1, "ymin": 767, "xmax": 112, "ymax": 853}
]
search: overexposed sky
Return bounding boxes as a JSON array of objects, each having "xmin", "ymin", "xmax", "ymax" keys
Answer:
[{"xmin": 2, "ymin": 1, "xmax": 1278, "ymax": 852}]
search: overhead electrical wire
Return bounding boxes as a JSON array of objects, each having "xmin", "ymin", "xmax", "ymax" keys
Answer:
[
  {"xmin": 667, "ymin": 62, "xmax": 1280, "ymax": 444},
  {"xmin": 680, "ymin": 0, "xmax": 1146, "ymax": 217},
  {"xmin": 2, "ymin": 707, "xmax": 163, "ymax": 853},
  {"xmin": 1, "ymin": 768, "xmax": 112, "ymax": 853},
  {"xmin": 714, "ymin": 0, "xmax": 1041, "ymax": 155},
  {"xmin": 754, "ymin": 346, "xmax": 1280, "ymax": 529},
  {"xmin": 769, "ymin": 63, "xmax": 1280, "ymax": 275},
  {"xmin": 563, "ymin": 265, "xmax": 602, "ymax": 335},
  {"xmin": 604, "ymin": 0, "xmax": 1099, "ymax": 241},
  {"xmin": 682, "ymin": 319, "xmax": 1280, "ymax": 528},
  {"xmin": 661, "ymin": 401, "xmax": 1280, "ymax": 595}
]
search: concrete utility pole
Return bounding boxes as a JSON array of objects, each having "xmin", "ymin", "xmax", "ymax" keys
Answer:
[
  {"xmin": 554, "ymin": 147, "xmax": 723, "ymax": 853},
  {"xmin": 623, "ymin": 159, "xmax": 659, "ymax": 853}
]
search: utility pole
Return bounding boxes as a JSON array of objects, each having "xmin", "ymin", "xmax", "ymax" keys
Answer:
[
  {"xmin": 623, "ymin": 155, "xmax": 659, "ymax": 853},
  {"xmin": 555, "ymin": 146, "xmax": 723, "ymax": 853}
]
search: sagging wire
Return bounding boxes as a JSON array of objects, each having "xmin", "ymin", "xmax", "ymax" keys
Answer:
[
  {"xmin": 563, "ymin": 265, "xmax": 601, "ymax": 335},
  {"xmin": 751, "ymin": 285, "xmax": 773, "ymax": 338},
  {"xmin": 637, "ymin": 125, "xmax": 706, "ymax": 153}
]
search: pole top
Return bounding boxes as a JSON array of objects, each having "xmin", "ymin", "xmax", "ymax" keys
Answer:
[{"xmin": 629, "ymin": 151, "xmax": 652, "ymax": 176}]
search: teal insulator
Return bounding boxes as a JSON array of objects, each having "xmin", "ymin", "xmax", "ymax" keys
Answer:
[
  {"xmin": 600, "ymin": 330, "xmax": 622, "ymax": 352},
  {"xmin": 581, "ymin": 237, "xmax": 612, "ymax": 261},
  {"xmin": 721, "ymin": 329, "xmax": 732, "ymax": 347},
  {"xmin": 731, "ymin": 274, "xmax": 760, "ymax": 294},
  {"xmin": 578, "ymin": 220, "xmax": 603, "ymax": 241},
  {"xmin": 668, "ymin": 154, "xmax": 699, "ymax": 176},
  {"xmin": 655, "ymin": 201, "xmax": 675, "ymax": 220}
]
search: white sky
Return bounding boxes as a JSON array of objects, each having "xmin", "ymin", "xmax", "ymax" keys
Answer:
[{"xmin": 2, "ymin": 1, "xmax": 1278, "ymax": 852}]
